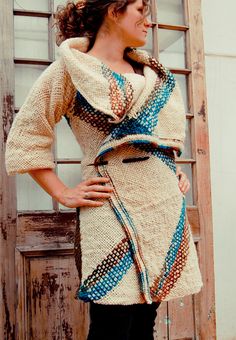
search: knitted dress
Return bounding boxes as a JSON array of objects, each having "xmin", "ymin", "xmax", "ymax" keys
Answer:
[{"xmin": 5, "ymin": 37, "xmax": 203, "ymax": 305}]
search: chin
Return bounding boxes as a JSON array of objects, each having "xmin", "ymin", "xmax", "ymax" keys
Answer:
[{"xmin": 129, "ymin": 39, "xmax": 146, "ymax": 48}]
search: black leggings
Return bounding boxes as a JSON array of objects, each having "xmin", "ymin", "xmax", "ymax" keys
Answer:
[{"xmin": 87, "ymin": 301, "xmax": 161, "ymax": 340}]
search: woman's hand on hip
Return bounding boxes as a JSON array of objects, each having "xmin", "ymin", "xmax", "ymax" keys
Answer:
[
  {"xmin": 176, "ymin": 166, "xmax": 191, "ymax": 195},
  {"xmin": 58, "ymin": 177, "xmax": 113, "ymax": 208}
]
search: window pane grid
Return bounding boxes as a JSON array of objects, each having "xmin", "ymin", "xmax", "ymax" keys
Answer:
[
  {"xmin": 14, "ymin": 59, "xmax": 52, "ymax": 65},
  {"xmin": 15, "ymin": 0, "xmax": 196, "ymax": 211},
  {"xmin": 14, "ymin": 10, "xmax": 51, "ymax": 18},
  {"xmin": 158, "ymin": 24, "xmax": 189, "ymax": 31},
  {"xmin": 154, "ymin": 0, "xmax": 195, "ymax": 205},
  {"xmin": 156, "ymin": 0, "xmax": 186, "ymax": 26},
  {"xmin": 14, "ymin": 0, "xmax": 49, "ymax": 11}
]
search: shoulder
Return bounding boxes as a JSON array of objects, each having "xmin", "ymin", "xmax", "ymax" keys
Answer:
[
  {"xmin": 28, "ymin": 57, "xmax": 74, "ymax": 101},
  {"xmin": 37, "ymin": 58, "xmax": 70, "ymax": 86}
]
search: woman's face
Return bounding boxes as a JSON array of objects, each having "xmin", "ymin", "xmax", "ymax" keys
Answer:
[{"xmin": 115, "ymin": 0, "xmax": 151, "ymax": 47}]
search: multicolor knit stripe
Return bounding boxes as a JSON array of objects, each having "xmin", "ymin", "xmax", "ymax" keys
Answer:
[
  {"xmin": 73, "ymin": 91, "xmax": 114, "ymax": 135},
  {"xmin": 99, "ymin": 166, "xmax": 152, "ymax": 304},
  {"xmin": 71, "ymin": 66, "xmax": 180, "ymax": 161},
  {"xmin": 105, "ymin": 70, "xmax": 176, "ymax": 141},
  {"xmin": 72, "ymin": 66, "xmax": 175, "ymax": 142},
  {"xmin": 78, "ymin": 238, "xmax": 133, "ymax": 302},
  {"xmin": 102, "ymin": 65, "xmax": 134, "ymax": 120},
  {"xmin": 134, "ymin": 143, "xmax": 176, "ymax": 173},
  {"xmin": 95, "ymin": 139, "xmax": 179, "ymax": 168},
  {"xmin": 150, "ymin": 197, "xmax": 190, "ymax": 301}
]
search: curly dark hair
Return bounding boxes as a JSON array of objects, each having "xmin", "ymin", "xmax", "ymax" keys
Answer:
[{"xmin": 54, "ymin": 0, "xmax": 150, "ymax": 48}]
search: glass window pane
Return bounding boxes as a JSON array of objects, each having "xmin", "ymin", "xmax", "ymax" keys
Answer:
[
  {"xmin": 17, "ymin": 174, "xmax": 52, "ymax": 211},
  {"xmin": 14, "ymin": 16, "xmax": 49, "ymax": 59},
  {"xmin": 14, "ymin": 0, "xmax": 49, "ymax": 11},
  {"xmin": 54, "ymin": 0, "xmax": 67, "ymax": 12},
  {"xmin": 157, "ymin": 0, "xmax": 185, "ymax": 25},
  {"xmin": 177, "ymin": 163, "xmax": 193, "ymax": 205},
  {"xmin": 15, "ymin": 64, "xmax": 46, "ymax": 107},
  {"xmin": 58, "ymin": 164, "xmax": 82, "ymax": 210},
  {"xmin": 159, "ymin": 29, "xmax": 186, "ymax": 69},
  {"xmin": 174, "ymin": 73, "xmax": 188, "ymax": 112},
  {"xmin": 56, "ymin": 118, "xmax": 84, "ymax": 159}
]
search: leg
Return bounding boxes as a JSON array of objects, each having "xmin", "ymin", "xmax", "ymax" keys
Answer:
[
  {"xmin": 129, "ymin": 302, "xmax": 161, "ymax": 340},
  {"xmin": 87, "ymin": 302, "xmax": 134, "ymax": 340}
]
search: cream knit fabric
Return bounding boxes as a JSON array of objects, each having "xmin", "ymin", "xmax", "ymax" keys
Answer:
[
  {"xmin": 5, "ymin": 37, "xmax": 203, "ymax": 305},
  {"xmin": 123, "ymin": 73, "xmax": 146, "ymax": 105}
]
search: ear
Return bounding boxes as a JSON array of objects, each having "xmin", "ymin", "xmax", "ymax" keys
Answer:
[{"xmin": 107, "ymin": 4, "xmax": 119, "ymax": 22}]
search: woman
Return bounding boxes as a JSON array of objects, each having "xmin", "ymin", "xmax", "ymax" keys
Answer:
[{"xmin": 5, "ymin": 0, "xmax": 203, "ymax": 339}]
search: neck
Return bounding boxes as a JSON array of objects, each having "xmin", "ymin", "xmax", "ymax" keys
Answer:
[{"xmin": 87, "ymin": 30, "xmax": 128, "ymax": 65}]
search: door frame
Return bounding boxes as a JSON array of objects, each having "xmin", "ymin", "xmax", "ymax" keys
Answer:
[{"xmin": 0, "ymin": 1, "xmax": 17, "ymax": 339}]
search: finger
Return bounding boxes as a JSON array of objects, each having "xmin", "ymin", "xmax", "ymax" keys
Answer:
[
  {"xmin": 176, "ymin": 166, "xmax": 182, "ymax": 176},
  {"xmin": 178, "ymin": 179, "xmax": 186, "ymax": 191},
  {"xmin": 181, "ymin": 181, "xmax": 190, "ymax": 194},
  {"xmin": 85, "ymin": 177, "xmax": 110, "ymax": 186},
  {"xmin": 180, "ymin": 184, "xmax": 187, "ymax": 193},
  {"xmin": 178, "ymin": 178, "xmax": 184, "ymax": 188},
  {"xmin": 184, "ymin": 182, "xmax": 191, "ymax": 194},
  {"xmin": 85, "ymin": 185, "xmax": 113, "ymax": 192},
  {"xmin": 80, "ymin": 200, "xmax": 104, "ymax": 207},
  {"xmin": 84, "ymin": 192, "xmax": 111, "ymax": 199},
  {"xmin": 177, "ymin": 172, "xmax": 184, "ymax": 182},
  {"xmin": 178, "ymin": 173, "xmax": 186, "ymax": 185}
]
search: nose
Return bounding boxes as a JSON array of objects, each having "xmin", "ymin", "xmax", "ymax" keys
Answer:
[{"xmin": 144, "ymin": 17, "xmax": 153, "ymax": 28}]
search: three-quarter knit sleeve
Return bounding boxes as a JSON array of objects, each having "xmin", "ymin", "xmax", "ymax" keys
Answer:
[{"xmin": 5, "ymin": 58, "xmax": 76, "ymax": 175}]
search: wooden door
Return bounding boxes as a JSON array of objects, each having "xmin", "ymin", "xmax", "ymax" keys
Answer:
[{"xmin": 0, "ymin": 0, "xmax": 216, "ymax": 339}]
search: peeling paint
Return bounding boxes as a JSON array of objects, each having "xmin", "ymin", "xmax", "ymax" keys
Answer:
[
  {"xmin": 26, "ymin": 213, "xmax": 76, "ymax": 225},
  {"xmin": 0, "ymin": 221, "xmax": 7, "ymax": 240},
  {"xmin": 197, "ymin": 148, "xmax": 206, "ymax": 155},
  {"xmin": 2, "ymin": 94, "xmax": 14, "ymax": 143},
  {"xmin": 59, "ymin": 283, "xmax": 65, "ymax": 311},
  {"xmin": 41, "ymin": 272, "xmax": 59, "ymax": 297},
  {"xmin": 208, "ymin": 303, "xmax": 215, "ymax": 320},
  {"xmin": 37, "ymin": 226, "xmax": 75, "ymax": 243},
  {"xmin": 32, "ymin": 273, "xmax": 59, "ymax": 313},
  {"xmin": 62, "ymin": 319, "xmax": 73, "ymax": 340},
  {"xmin": 52, "ymin": 325, "xmax": 60, "ymax": 340},
  {"xmin": 198, "ymin": 101, "xmax": 206, "ymax": 122},
  {"xmin": 62, "ymin": 271, "xmax": 71, "ymax": 278},
  {"xmin": 2, "ymin": 279, "xmax": 15, "ymax": 340},
  {"xmin": 193, "ymin": 60, "xmax": 201, "ymax": 72}
]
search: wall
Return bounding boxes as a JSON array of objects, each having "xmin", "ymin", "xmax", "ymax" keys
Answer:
[{"xmin": 202, "ymin": 1, "xmax": 236, "ymax": 339}]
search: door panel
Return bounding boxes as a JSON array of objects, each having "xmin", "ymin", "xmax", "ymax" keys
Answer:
[
  {"xmin": 16, "ymin": 213, "xmax": 89, "ymax": 339},
  {"xmin": 27, "ymin": 254, "xmax": 88, "ymax": 339}
]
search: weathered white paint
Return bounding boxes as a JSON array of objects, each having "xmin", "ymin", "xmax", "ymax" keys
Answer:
[
  {"xmin": 14, "ymin": 0, "xmax": 48, "ymax": 11},
  {"xmin": 202, "ymin": 0, "xmax": 236, "ymax": 338}
]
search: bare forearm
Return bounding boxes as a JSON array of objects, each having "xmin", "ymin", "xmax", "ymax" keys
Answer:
[
  {"xmin": 28, "ymin": 168, "xmax": 67, "ymax": 203},
  {"xmin": 28, "ymin": 168, "xmax": 113, "ymax": 208}
]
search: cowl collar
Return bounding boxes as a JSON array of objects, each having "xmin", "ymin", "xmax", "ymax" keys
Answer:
[
  {"xmin": 59, "ymin": 37, "xmax": 185, "ymax": 158},
  {"xmin": 59, "ymin": 37, "xmax": 170, "ymax": 123}
]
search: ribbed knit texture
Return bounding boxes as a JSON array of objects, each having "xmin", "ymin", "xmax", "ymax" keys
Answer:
[{"xmin": 5, "ymin": 37, "xmax": 203, "ymax": 305}]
